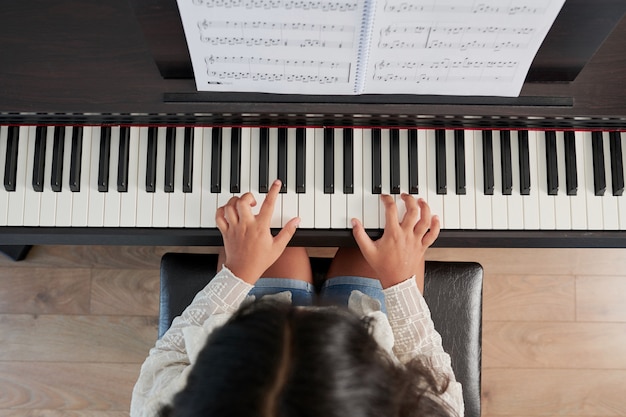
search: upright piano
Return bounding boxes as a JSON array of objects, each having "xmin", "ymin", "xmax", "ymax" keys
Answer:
[{"xmin": 1, "ymin": 0, "xmax": 626, "ymax": 249}]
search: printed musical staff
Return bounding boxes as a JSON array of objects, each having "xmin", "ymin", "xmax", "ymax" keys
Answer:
[
  {"xmin": 191, "ymin": 0, "xmax": 359, "ymax": 12},
  {"xmin": 383, "ymin": 0, "xmax": 547, "ymax": 15}
]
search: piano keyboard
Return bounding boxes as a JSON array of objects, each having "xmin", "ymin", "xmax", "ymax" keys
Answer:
[{"xmin": 1, "ymin": 125, "xmax": 625, "ymax": 231}]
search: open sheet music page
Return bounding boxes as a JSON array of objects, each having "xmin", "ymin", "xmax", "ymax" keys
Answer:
[
  {"xmin": 363, "ymin": 0, "xmax": 565, "ymax": 96},
  {"xmin": 176, "ymin": 0, "xmax": 365, "ymax": 94}
]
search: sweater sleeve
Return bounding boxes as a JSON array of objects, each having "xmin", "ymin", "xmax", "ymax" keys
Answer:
[
  {"xmin": 383, "ymin": 277, "xmax": 464, "ymax": 417},
  {"xmin": 130, "ymin": 266, "xmax": 253, "ymax": 417}
]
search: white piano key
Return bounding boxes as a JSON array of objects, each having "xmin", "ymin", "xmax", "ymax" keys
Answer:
[
  {"xmin": 0, "ymin": 127, "xmax": 8, "ymax": 225},
  {"xmin": 536, "ymin": 131, "xmax": 556, "ymax": 229},
  {"xmin": 347, "ymin": 128, "xmax": 363, "ymax": 228},
  {"xmin": 136, "ymin": 127, "xmax": 154, "ymax": 227},
  {"xmin": 151, "ymin": 128, "xmax": 169, "ymax": 227},
  {"xmin": 268, "ymin": 128, "xmax": 282, "ymax": 228},
  {"xmin": 87, "ymin": 127, "xmax": 106, "ymax": 226},
  {"xmin": 168, "ymin": 127, "xmax": 186, "ymax": 227},
  {"xmin": 7, "ymin": 126, "xmax": 29, "ymax": 225},
  {"xmin": 39, "ymin": 127, "xmax": 57, "ymax": 226},
  {"xmin": 426, "ymin": 129, "xmax": 444, "ymax": 223},
  {"xmin": 379, "ymin": 128, "xmax": 390, "ymax": 228},
  {"xmin": 361, "ymin": 129, "xmax": 379, "ymax": 229},
  {"xmin": 239, "ymin": 127, "xmax": 252, "ymax": 194},
  {"xmin": 460, "ymin": 130, "xmax": 476, "ymax": 229},
  {"xmin": 298, "ymin": 128, "xmax": 315, "ymax": 228},
  {"xmin": 55, "ymin": 127, "xmax": 74, "ymax": 226},
  {"xmin": 184, "ymin": 127, "xmax": 204, "ymax": 227},
  {"xmin": 396, "ymin": 129, "xmax": 409, "ymax": 222},
  {"xmin": 473, "ymin": 131, "xmax": 492, "ymax": 229},
  {"xmin": 416, "ymin": 129, "xmax": 428, "ymax": 203},
  {"xmin": 103, "ymin": 127, "xmax": 121, "ymax": 227},
  {"xmin": 71, "ymin": 126, "xmax": 92, "ymax": 226},
  {"xmin": 523, "ymin": 130, "xmax": 540, "ymax": 229},
  {"xmin": 201, "ymin": 128, "xmax": 218, "ymax": 227},
  {"xmin": 314, "ymin": 128, "xmax": 331, "ymax": 229},
  {"xmin": 120, "ymin": 127, "xmax": 140, "ymax": 227},
  {"xmin": 218, "ymin": 127, "xmax": 234, "ymax": 210},
  {"xmin": 491, "ymin": 130, "xmax": 508, "ymax": 230},
  {"xmin": 582, "ymin": 131, "xmax": 603, "ymax": 229},
  {"xmin": 601, "ymin": 131, "xmax": 620, "ymax": 230},
  {"xmin": 620, "ymin": 131, "xmax": 626, "ymax": 229},
  {"xmin": 554, "ymin": 131, "xmax": 572, "ymax": 230},
  {"xmin": 282, "ymin": 128, "xmax": 299, "ymax": 227},
  {"xmin": 570, "ymin": 131, "xmax": 588, "ymax": 229},
  {"xmin": 443, "ymin": 129, "xmax": 460, "ymax": 229},
  {"xmin": 248, "ymin": 128, "xmax": 262, "ymax": 218},
  {"xmin": 23, "ymin": 127, "xmax": 42, "ymax": 226},
  {"xmin": 331, "ymin": 128, "xmax": 347, "ymax": 228},
  {"xmin": 507, "ymin": 130, "xmax": 524, "ymax": 230}
]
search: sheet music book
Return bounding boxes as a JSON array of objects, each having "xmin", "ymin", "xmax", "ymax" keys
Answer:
[{"xmin": 176, "ymin": 0, "xmax": 565, "ymax": 97}]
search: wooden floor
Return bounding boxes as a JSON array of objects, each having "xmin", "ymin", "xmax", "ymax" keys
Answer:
[{"xmin": 0, "ymin": 245, "xmax": 625, "ymax": 416}]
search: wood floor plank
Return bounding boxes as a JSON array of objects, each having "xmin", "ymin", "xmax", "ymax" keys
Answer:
[
  {"xmin": 482, "ymin": 369, "xmax": 626, "ymax": 416},
  {"xmin": 90, "ymin": 269, "xmax": 160, "ymax": 316},
  {"xmin": 483, "ymin": 274, "xmax": 576, "ymax": 321},
  {"xmin": 483, "ymin": 321, "xmax": 626, "ymax": 369},
  {"xmin": 0, "ymin": 362, "xmax": 139, "ymax": 410},
  {"xmin": 0, "ymin": 268, "xmax": 91, "ymax": 315},
  {"xmin": 576, "ymin": 276, "xmax": 626, "ymax": 322},
  {"xmin": 0, "ymin": 315, "xmax": 157, "ymax": 362}
]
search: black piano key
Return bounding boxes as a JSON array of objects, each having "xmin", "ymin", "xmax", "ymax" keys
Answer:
[
  {"xmin": 97, "ymin": 127, "xmax": 111, "ymax": 192},
  {"xmin": 51, "ymin": 126, "xmax": 65, "ymax": 192},
  {"xmin": 210, "ymin": 127, "xmax": 223, "ymax": 193},
  {"xmin": 408, "ymin": 129, "xmax": 419, "ymax": 194},
  {"xmin": 344, "ymin": 128, "xmax": 354, "ymax": 194},
  {"xmin": 164, "ymin": 127, "xmax": 176, "ymax": 193},
  {"xmin": 277, "ymin": 128, "xmax": 287, "ymax": 193},
  {"xmin": 591, "ymin": 131, "xmax": 606, "ymax": 196},
  {"xmin": 117, "ymin": 126, "xmax": 130, "ymax": 192},
  {"xmin": 295, "ymin": 128, "xmax": 306, "ymax": 193},
  {"xmin": 371, "ymin": 128, "xmax": 382, "ymax": 194},
  {"xmin": 69, "ymin": 126, "xmax": 83, "ymax": 192},
  {"xmin": 564, "ymin": 131, "xmax": 578, "ymax": 196},
  {"xmin": 609, "ymin": 131, "xmax": 624, "ymax": 196},
  {"xmin": 518, "ymin": 130, "xmax": 531, "ymax": 195},
  {"xmin": 230, "ymin": 127, "xmax": 242, "ymax": 193},
  {"xmin": 182, "ymin": 127, "xmax": 194, "ymax": 193},
  {"xmin": 500, "ymin": 130, "xmax": 512, "ymax": 195},
  {"xmin": 454, "ymin": 130, "xmax": 466, "ymax": 195},
  {"xmin": 146, "ymin": 127, "xmax": 158, "ymax": 193},
  {"xmin": 390, "ymin": 129, "xmax": 401, "ymax": 194},
  {"xmin": 4, "ymin": 126, "xmax": 19, "ymax": 192},
  {"xmin": 482, "ymin": 130, "xmax": 494, "ymax": 195},
  {"xmin": 32, "ymin": 126, "xmax": 47, "ymax": 192},
  {"xmin": 545, "ymin": 131, "xmax": 558, "ymax": 195},
  {"xmin": 324, "ymin": 128, "xmax": 334, "ymax": 194},
  {"xmin": 259, "ymin": 127, "xmax": 270, "ymax": 193},
  {"xmin": 435, "ymin": 129, "xmax": 446, "ymax": 195}
]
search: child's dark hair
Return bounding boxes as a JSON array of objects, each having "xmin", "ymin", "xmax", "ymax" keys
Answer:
[{"xmin": 160, "ymin": 300, "xmax": 456, "ymax": 417}]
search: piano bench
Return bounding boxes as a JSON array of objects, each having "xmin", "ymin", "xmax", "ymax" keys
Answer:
[{"xmin": 159, "ymin": 253, "xmax": 483, "ymax": 417}]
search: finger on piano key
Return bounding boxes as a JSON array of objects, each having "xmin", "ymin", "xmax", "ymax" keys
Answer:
[
  {"xmin": 507, "ymin": 130, "xmax": 524, "ymax": 230},
  {"xmin": 522, "ymin": 130, "xmax": 540, "ymax": 229},
  {"xmin": 258, "ymin": 127, "xmax": 270, "ymax": 193},
  {"xmin": 120, "ymin": 127, "xmax": 140, "ymax": 227},
  {"xmin": 491, "ymin": 130, "xmax": 508, "ymax": 230},
  {"xmin": 619, "ymin": 131, "xmax": 626, "ymax": 229},
  {"xmin": 473, "ymin": 130, "xmax": 492, "ymax": 229},
  {"xmin": 518, "ymin": 130, "xmax": 531, "ymax": 195},
  {"xmin": 314, "ymin": 128, "xmax": 331, "ymax": 228},
  {"xmin": 136, "ymin": 127, "xmax": 154, "ymax": 227},
  {"xmin": 426, "ymin": 129, "xmax": 444, "ymax": 225},
  {"xmin": 184, "ymin": 127, "xmax": 203, "ymax": 227},
  {"xmin": 396, "ymin": 129, "xmax": 409, "ymax": 222},
  {"xmin": 591, "ymin": 131, "xmax": 606, "ymax": 196},
  {"xmin": 601, "ymin": 131, "xmax": 619, "ymax": 230},
  {"xmin": 145, "ymin": 127, "xmax": 158, "ymax": 193},
  {"xmin": 71, "ymin": 126, "xmax": 91, "ymax": 226},
  {"xmin": 217, "ymin": 127, "xmax": 234, "ymax": 209},
  {"xmin": 268, "ymin": 128, "xmax": 282, "ymax": 228},
  {"xmin": 40, "ymin": 126, "xmax": 57, "ymax": 226},
  {"xmin": 582, "ymin": 131, "xmax": 603, "ymax": 229},
  {"xmin": 555, "ymin": 131, "xmax": 572, "ymax": 230},
  {"xmin": 347, "ymin": 128, "xmax": 363, "ymax": 228},
  {"xmin": 168, "ymin": 126, "xmax": 186, "ymax": 228},
  {"xmin": 103, "ymin": 126, "xmax": 121, "ymax": 227},
  {"xmin": 569, "ymin": 131, "xmax": 587, "ymax": 229},
  {"xmin": 117, "ymin": 126, "xmax": 130, "ymax": 193},
  {"xmin": 460, "ymin": 130, "xmax": 476, "ymax": 230},
  {"xmin": 248, "ymin": 128, "xmax": 262, "ymax": 218},
  {"xmin": 361, "ymin": 128, "xmax": 379, "ymax": 229},
  {"xmin": 55, "ymin": 126, "xmax": 74, "ymax": 226},
  {"xmin": 537, "ymin": 131, "xmax": 556, "ymax": 229},
  {"xmin": 282, "ymin": 128, "xmax": 299, "ymax": 227},
  {"xmin": 564, "ymin": 131, "xmax": 578, "ymax": 196},
  {"xmin": 379, "ymin": 128, "xmax": 390, "ymax": 228},
  {"xmin": 3, "ymin": 126, "xmax": 19, "ymax": 192},
  {"xmin": 201, "ymin": 127, "xmax": 218, "ymax": 227},
  {"xmin": 443, "ymin": 129, "xmax": 460, "ymax": 229},
  {"xmin": 298, "ymin": 127, "xmax": 315, "ymax": 228},
  {"xmin": 0, "ymin": 127, "xmax": 8, "ymax": 224},
  {"xmin": 69, "ymin": 126, "xmax": 83, "ymax": 192},
  {"xmin": 87, "ymin": 127, "xmax": 105, "ymax": 226},
  {"xmin": 331, "ymin": 128, "xmax": 347, "ymax": 229},
  {"xmin": 182, "ymin": 127, "xmax": 194, "ymax": 193},
  {"xmin": 500, "ymin": 130, "xmax": 513, "ymax": 196},
  {"xmin": 435, "ymin": 129, "xmax": 447, "ymax": 195},
  {"xmin": 152, "ymin": 127, "xmax": 169, "ymax": 227},
  {"xmin": 609, "ymin": 131, "xmax": 624, "ymax": 196},
  {"xmin": 7, "ymin": 126, "xmax": 29, "ymax": 225},
  {"xmin": 230, "ymin": 127, "xmax": 242, "ymax": 194},
  {"xmin": 164, "ymin": 127, "xmax": 176, "ymax": 193},
  {"xmin": 277, "ymin": 128, "xmax": 287, "ymax": 194}
]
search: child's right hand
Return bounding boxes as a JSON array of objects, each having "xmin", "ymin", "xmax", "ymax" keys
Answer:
[{"xmin": 351, "ymin": 194, "xmax": 440, "ymax": 289}]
